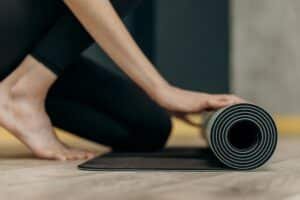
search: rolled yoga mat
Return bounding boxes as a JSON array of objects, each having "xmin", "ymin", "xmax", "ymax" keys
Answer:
[
  {"xmin": 203, "ymin": 103, "xmax": 278, "ymax": 170},
  {"xmin": 79, "ymin": 103, "xmax": 278, "ymax": 171}
]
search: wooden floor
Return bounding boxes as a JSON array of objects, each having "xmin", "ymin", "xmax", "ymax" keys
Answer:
[{"xmin": 1, "ymin": 127, "xmax": 300, "ymax": 200}]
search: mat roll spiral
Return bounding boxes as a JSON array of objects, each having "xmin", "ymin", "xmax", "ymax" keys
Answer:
[{"xmin": 203, "ymin": 103, "xmax": 278, "ymax": 170}]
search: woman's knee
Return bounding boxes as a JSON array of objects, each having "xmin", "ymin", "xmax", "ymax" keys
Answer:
[
  {"xmin": 134, "ymin": 110, "xmax": 172, "ymax": 151},
  {"xmin": 111, "ymin": 111, "xmax": 172, "ymax": 152}
]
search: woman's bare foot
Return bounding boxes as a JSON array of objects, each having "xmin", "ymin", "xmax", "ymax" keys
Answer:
[{"xmin": 0, "ymin": 56, "xmax": 96, "ymax": 160}]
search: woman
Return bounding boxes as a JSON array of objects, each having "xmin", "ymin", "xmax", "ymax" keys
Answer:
[{"xmin": 0, "ymin": 0, "xmax": 244, "ymax": 160}]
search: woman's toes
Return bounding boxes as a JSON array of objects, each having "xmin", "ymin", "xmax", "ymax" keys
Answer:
[
  {"xmin": 86, "ymin": 151, "xmax": 97, "ymax": 159},
  {"xmin": 64, "ymin": 151, "xmax": 78, "ymax": 160},
  {"xmin": 54, "ymin": 154, "xmax": 68, "ymax": 161},
  {"xmin": 34, "ymin": 149, "xmax": 67, "ymax": 161},
  {"xmin": 32, "ymin": 145, "xmax": 96, "ymax": 161},
  {"xmin": 73, "ymin": 149, "xmax": 96, "ymax": 160},
  {"xmin": 70, "ymin": 151, "xmax": 85, "ymax": 160},
  {"xmin": 63, "ymin": 148, "xmax": 95, "ymax": 160}
]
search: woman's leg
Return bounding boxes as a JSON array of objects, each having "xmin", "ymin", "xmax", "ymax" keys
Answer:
[
  {"xmin": 0, "ymin": 0, "xmax": 143, "ymax": 159},
  {"xmin": 47, "ymin": 56, "xmax": 172, "ymax": 152},
  {"xmin": 0, "ymin": 0, "xmax": 142, "ymax": 79},
  {"xmin": 0, "ymin": 1, "xmax": 94, "ymax": 160},
  {"xmin": 0, "ymin": 0, "xmax": 67, "ymax": 79}
]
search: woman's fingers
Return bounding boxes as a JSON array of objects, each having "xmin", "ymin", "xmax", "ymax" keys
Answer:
[
  {"xmin": 215, "ymin": 94, "xmax": 247, "ymax": 104},
  {"xmin": 175, "ymin": 113, "xmax": 201, "ymax": 127},
  {"xmin": 204, "ymin": 94, "xmax": 246, "ymax": 111},
  {"xmin": 160, "ymin": 86, "xmax": 248, "ymax": 115},
  {"xmin": 206, "ymin": 98, "xmax": 231, "ymax": 110}
]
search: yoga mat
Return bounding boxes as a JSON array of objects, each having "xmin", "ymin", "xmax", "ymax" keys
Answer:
[
  {"xmin": 78, "ymin": 148, "xmax": 226, "ymax": 171},
  {"xmin": 79, "ymin": 103, "xmax": 278, "ymax": 171},
  {"xmin": 203, "ymin": 103, "xmax": 277, "ymax": 170}
]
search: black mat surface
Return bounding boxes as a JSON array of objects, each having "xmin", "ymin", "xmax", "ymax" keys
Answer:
[{"xmin": 79, "ymin": 147, "xmax": 228, "ymax": 171}]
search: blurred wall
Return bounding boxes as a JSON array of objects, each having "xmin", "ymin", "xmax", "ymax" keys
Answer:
[
  {"xmin": 155, "ymin": 0, "xmax": 230, "ymax": 93},
  {"xmin": 232, "ymin": 0, "xmax": 300, "ymax": 114}
]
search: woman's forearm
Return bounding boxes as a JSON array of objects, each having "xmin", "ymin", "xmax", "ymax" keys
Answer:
[{"xmin": 63, "ymin": 0, "xmax": 168, "ymax": 98}]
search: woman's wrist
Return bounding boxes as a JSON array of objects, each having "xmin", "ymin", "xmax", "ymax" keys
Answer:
[{"xmin": 146, "ymin": 81, "xmax": 173, "ymax": 107}]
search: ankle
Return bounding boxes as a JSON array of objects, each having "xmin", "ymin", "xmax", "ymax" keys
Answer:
[
  {"xmin": 10, "ymin": 83, "xmax": 43, "ymax": 103},
  {"xmin": 6, "ymin": 55, "xmax": 57, "ymax": 103}
]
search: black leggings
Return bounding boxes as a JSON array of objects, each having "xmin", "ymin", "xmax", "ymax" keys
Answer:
[{"xmin": 0, "ymin": 0, "xmax": 172, "ymax": 151}]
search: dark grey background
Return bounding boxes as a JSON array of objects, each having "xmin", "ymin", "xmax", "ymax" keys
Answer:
[{"xmin": 85, "ymin": 0, "xmax": 229, "ymax": 93}]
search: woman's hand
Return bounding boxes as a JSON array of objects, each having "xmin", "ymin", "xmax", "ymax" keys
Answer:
[
  {"xmin": 156, "ymin": 85, "xmax": 245, "ymax": 113},
  {"xmin": 154, "ymin": 84, "xmax": 246, "ymax": 125}
]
